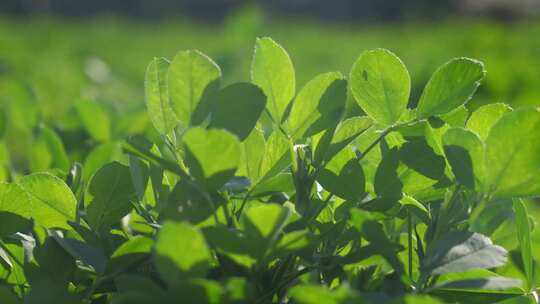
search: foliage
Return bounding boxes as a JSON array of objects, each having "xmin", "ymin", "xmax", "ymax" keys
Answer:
[{"xmin": 0, "ymin": 37, "xmax": 539, "ymax": 304}]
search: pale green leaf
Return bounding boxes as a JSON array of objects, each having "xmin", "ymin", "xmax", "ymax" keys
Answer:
[
  {"xmin": 0, "ymin": 182, "xmax": 31, "ymax": 220},
  {"xmin": 466, "ymin": 103, "xmax": 512, "ymax": 141},
  {"xmin": 256, "ymin": 131, "xmax": 291, "ymax": 184},
  {"xmin": 288, "ymin": 72, "xmax": 346, "ymax": 139},
  {"xmin": 168, "ymin": 50, "xmax": 221, "ymax": 128},
  {"xmin": 17, "ymin": 173, "xmax": 76, "ymax": 229},
  {"xmin": 183, "ymin": 127, "xmax": 241, "ymax": 189},
  {"xmin": 75, "ymin": 100, "xmax": 111, "ymax": 142},
  {"xmin": 145, "ymin": 57, "xmax": 178, "ymax": 134},
  {"xmin": 484, "ymin": 107, "xmax": 540, "ymax": 198},
  {"xmin": 416, "ymin": 58, "xmax": 485, "ymax": 119},
  {"xmin": 512, "ymin": 199, "xmax": 533, "ymax": 290},
  {"xmin": 237, "ymin": 128, "xmax": 265, "ymax": 182},
  {"xmin": 251, "ymin": 37, "xmax": 295, "ymax": 124},
  {"xmin": 154, "ymin": 221, "xmax": 211, "ymax": 281},
  {"xmin": 350, "ymin": 49, "xmax": 410, "ymax": 126}
]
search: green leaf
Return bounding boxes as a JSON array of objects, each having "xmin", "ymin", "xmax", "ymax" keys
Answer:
[
  {"xmin": 0, "ymin": 240, "xmax": 26, "ymax": 285},
  {"xmin": 315, "ymin": 116, "xmax": 373, "ymax": 165},
  {"xmin": 422, "ymin": 231, "xmax": 507, "ymax": 275},
  {"xmin": 350, "ymin": 49, "xmax": 410, "ymax": 126},
  {"xmin": 288, "ymin": 72, "xmax": 346, "ymax": 139},
  {"xmin": 0, "ymin": 285, "xmax": 18, "ymax": 304},
  {"xmin": 154, "ymin": 221, "xmax": 211, "ymax": 281},
  {"xmin": 374, "ymin": 147, "xmax": 402, "ymax": 199},
  {"xmin": 162, "ymin": 180, "xmax": 215, "ymax": 224},
  {"xmin": 399, "ymin": 195, "xmax": 430, "ymax": 223},
  {"xmin": 432, "ymin": 277, "xmax": 522, "ymax": 291},
  {"xmin": 85, "ymin": 162, "xmax": 136, "ymax": 231},
  {"xmin": 466, "ymin": 103, "xmax": 512, "ymax": 141},
  {"xmin": 392, "ymin": 295, "xmax": 444, "ymax": 304},
  {"xmin": 484, "ymin": 107, "xmax": 540, "ymax": 198},
  {"xmin": 209, "ymin": 82, "xmax": 266, "ymax": 141},
  {"xmin": 75, "ymin": 99, "xmax": 111, "ymax": 142},
  {"xmin": 203, "ymin": 226, "xmax": 257, "ymax": 268},
  {"xmin": 237, "ymin": 128, "xmax": 265, "ymax": 182},
  {"xmin": 362, "ymin": 220, "xmax": 405, "ymax": 273},
  {"xmin": 17, "ymin": 173, "xmax": 77, "ymax": 229},
  {"xmin": 399, "ymin": 139, "xmax": 446, "ymax": 181},
  {"xmin": 256, "ymin": 130, "xmax": 291, "ymax": 185},
  {"xmin": 0, "ymin": 182, "xmax": 31, "ymax": 220},
  {"xmin": 83, "ymin": 142, "xmax": 123, "ymax": 181},
  {"xmin": 512, "ymin": 199, "xmax": 534, "ymax": 290},
  {"xmin": 30, "ymin": 126, "xmax": 69, "ymax": 172},
  {"xmin": 107, "ymin": 235, "xmax": 153, "ymax": 274},
  {"xmin": 145, "ymin": 57, "xmax": 178, "ymax": 135},
  {"xmin": 416, "ymin": 58, "xmax": 485, "ymax": 119},
  {"xmin": 440, "ymin": 105, "xmax": 469, "ymax": 127},
  {"xmin": 241, "ymin": 203, "xmax": 290, "ymax": 240},
  {"xmin": 183, "ymin": 127, "xmax": 241, "ymax": 189},
  {"xmin": 239, "ymin": 203, "xmax": 291, "ymax": 259},
  {"xmin": 128, "ymin": 154, "xmax": 149, "ymax": 201},
  {"xmin": 51, "ymin": 231, "xmax": 107, "ymax": 274},
  {"xmin": 318, "ymin": 148, "xmax": 366, "ymax": 202},
  {"xmin": 30, "ymin": 237, "xmax": 76, "ymax": 284},
  {"xmin": 0, "ymin": 245, "xmax": 12, "ymax": 270},
  {"xmin": 442, "ymin": 127, "xmax": 484, "ymax": 190},
  {"xmin": 251, "ymin": 37, "xmax": 295, "ymax": 124},
  {"xmin": 168, "ymin": 50, "xmax": 221, "ymax": 128},
  {"xmin": 288, "ymin": 284, "xmax": 336, "ymax": 304}
]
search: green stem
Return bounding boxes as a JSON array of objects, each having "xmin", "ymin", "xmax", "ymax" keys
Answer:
[
  {"xmin": 469, "ymin": 193, "xmax": 492, "ymax": 225},
  {"xmin": 235, "ymin": 189, "xmax": 252, "ymax": 221},
  {"xmin": 432, "ymin": 184, "xmax": 462, "ymax": 242},
  {"xmin": 407, "ymin": 211, "xmax": 414, "ymax": 284},
  {"xmin": 357, "ymin": 127, "xmax": 391, "ymax": 161},
  {"xmin": 357, "ymin": 119, "xmax": 418, "ymax": 162}
]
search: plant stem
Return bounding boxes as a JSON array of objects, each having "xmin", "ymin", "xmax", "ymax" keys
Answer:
[
  {"xmin": 357, "ymin": 119, "xmax": 418, "ymax": 162},
  {"xmin": 407, "ymin": 211, "xmax": 414, "ymax": 283},
  {"xmin": 235, "ymin": 189, "xmax": 252, "ymax": 221}
]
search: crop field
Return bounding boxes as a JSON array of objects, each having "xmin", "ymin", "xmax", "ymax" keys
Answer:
[{"xmin": 1, "ymin": 15, "xmax": 540, "ymax": 303}]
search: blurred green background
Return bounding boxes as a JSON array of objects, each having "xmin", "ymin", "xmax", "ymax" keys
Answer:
[{"xmin": 0, "ymin": 1, "xmax": 539, "ymax": 177}]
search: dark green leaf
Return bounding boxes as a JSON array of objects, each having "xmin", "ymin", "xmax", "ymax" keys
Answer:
[
  {"xmin": 318, "ymin": 148, "xmax": 366, "ymax": 201},
  {"xmin": 442, "ymin": 127, "xmax": 484, "ymax": 189},
  {"xmin": 210, "ymin": 82, "xmax": 266, "ymax": 141},
  {"xmin": 85, "ymin": 162, "xmax": 136, "ymax": 231}
]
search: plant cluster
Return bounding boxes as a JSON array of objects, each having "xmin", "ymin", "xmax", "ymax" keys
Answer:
[{"xmin": 1, "ymin": 37, "xmax": 540, "ymax": 303}]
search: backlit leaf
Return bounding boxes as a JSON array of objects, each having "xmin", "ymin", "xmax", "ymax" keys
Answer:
[
  {"xmin": 251, "ymin": 37, "xmax": 295, "ymax": 124},
  {"xmin": 350, "ymin": 49, "xmax": 410, "ymax": 126},
  {"xmin": 416, "ymin": 58, "xmax": 485, "ymax": 119},
  {"xmin": 145, "ymin": 57, "xmax": 178, "ymax": 134},
  {"xmin": 168, "ymin": 50, "xmax": 221, "ymax": 128}
]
